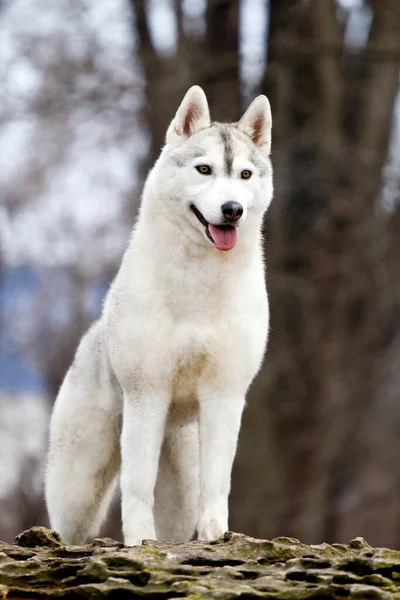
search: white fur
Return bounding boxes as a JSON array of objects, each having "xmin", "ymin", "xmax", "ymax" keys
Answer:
[{"xmin": 45, "ymin": 86, "xmax": 273, "ymax": 546}]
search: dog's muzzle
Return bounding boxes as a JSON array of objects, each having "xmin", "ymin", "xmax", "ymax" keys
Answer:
[
  {"xmin": 221, "ymin": 201, "xmax": 243, "ymax": 222},
  {"xmin": 190, "ymin": 204, "xmax": 239, "ymax": 251},
  {"xmin": 190, "ymin": 204, "xmax": 214, "ymax": 243}
]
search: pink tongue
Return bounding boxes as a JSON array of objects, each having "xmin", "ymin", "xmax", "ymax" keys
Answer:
[{"xmin": 208, "ymin": 224, "xmax": 238, "ymax": 251}]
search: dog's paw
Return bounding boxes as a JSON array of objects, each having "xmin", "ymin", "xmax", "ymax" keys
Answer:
[
  {"xmin": 123, "ymin": 523, "xmax": 157, "ymax": 547},
  {"xmin": 197, "ymin": 516, "xmax": 227, "ymax": 541},
  {"xmin": 124, "ymin": 535, "xmax": 157, "ymax": 547},
  {"xmin": 197, "ymin": 500, "xmax": 228, "ymax": 541}
]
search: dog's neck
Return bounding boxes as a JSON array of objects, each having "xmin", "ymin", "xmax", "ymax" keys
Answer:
[
  {"xmin": 135, "ymin": 202, "xmax": 262, "ymax": 273},
  {"xmin": 117, "ymin": 191, "xmax": 265, "ymax": 318}
]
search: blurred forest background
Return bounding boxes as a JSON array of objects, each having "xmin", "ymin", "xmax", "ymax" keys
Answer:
[{"xmin": 1, "ymin": 0, "xmax": 400, "ymax": 547}]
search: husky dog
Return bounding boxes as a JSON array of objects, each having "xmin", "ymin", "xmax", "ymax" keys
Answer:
[{"xmin": 45, "ymin": 86, "xmax": 273, "ymax": 546}]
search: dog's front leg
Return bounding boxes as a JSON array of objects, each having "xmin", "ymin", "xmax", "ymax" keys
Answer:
[
  {"xmin": 120, "ymin": 388, "xmax": 170, "ymax": 546},
  {"xmin": 197, "ymin": 386, "xmax": 245, "ymax": 540}
]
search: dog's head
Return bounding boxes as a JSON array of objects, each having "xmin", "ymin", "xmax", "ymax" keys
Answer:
[{"xmin": 151, "ymin": 86, "xmax": 273, "ymax": 252}]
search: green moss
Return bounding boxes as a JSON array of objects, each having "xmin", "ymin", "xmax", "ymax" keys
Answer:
[
  {"xmin": 0, "ymin": 527, "xmax": 399, "ymax": 599},
  {"xmin": 4, "ymin": 547, "xmax": 36, "ymax": 560}
]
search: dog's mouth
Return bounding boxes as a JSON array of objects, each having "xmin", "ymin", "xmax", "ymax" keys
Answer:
[{"xmin": 190, "ymin": 205, "xmax": 238, "ymax": 252}]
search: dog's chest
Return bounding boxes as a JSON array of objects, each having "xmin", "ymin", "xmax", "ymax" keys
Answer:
[
  {"xmin": 171, "ymin": 353, "xmax": 205, "ymax": 401},
  {"xmin": 168, "ymin": 322, "xmax": 217, "ymax": 401}
]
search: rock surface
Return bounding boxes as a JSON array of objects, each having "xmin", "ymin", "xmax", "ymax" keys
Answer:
[{"xmin": 0, "ymin": 527, "xmax": 399, "ymax": 598}]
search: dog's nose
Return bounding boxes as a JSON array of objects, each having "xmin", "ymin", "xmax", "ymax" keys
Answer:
[{"xmin": 221, "ymin": 201, "xmax": 243, "ymax": 222}]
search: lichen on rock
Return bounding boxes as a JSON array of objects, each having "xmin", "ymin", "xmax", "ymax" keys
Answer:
[{"xmin": 0, "ymin": 527, "xmax": 399, "ymax": 598}]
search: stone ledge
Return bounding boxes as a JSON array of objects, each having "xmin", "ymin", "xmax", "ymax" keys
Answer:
[{"xmin": 0, "ymin": 527, "xmax": 399, "ymax": 598}]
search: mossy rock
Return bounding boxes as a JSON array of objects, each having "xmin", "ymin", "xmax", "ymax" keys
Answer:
[{"xmin": 0, "ymin": 527, "xmax": 399, "ymax": 598}]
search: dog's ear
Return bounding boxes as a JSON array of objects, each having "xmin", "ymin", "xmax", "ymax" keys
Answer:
[
  {"xmin": 237, "ymin": 95, "xmax": 272, "ymax": 155},
  {"xmin": 166, "ymin": 86, "xmax": 210, "ymax": 146}
]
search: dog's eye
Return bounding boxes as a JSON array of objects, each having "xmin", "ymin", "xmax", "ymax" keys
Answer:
[
  {"xmin": 241, "ymin": 170, "xmax": 252, "ymax": 180},
  {"xmin": 196, "ymin": 165, "xmax": 212, "ymax": 175}
]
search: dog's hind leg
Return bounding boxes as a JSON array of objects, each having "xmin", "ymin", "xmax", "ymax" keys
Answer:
[
  {"xmin": 154, "ymin": 413, "xmax": 199, "ymax": 542},
  {"xmin": 45, "ymin": 324, "xmax": 122, "ymax": 545}
]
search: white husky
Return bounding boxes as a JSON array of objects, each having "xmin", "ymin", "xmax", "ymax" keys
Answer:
[{"xmin": 45, "ymin": 86, "xmax": 273, "ymax": 546}]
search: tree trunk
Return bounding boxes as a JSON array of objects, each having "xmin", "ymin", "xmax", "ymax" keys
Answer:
[{"xmin": 231, "ymin": 0, "xmax": 400, "ymax": 547}]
